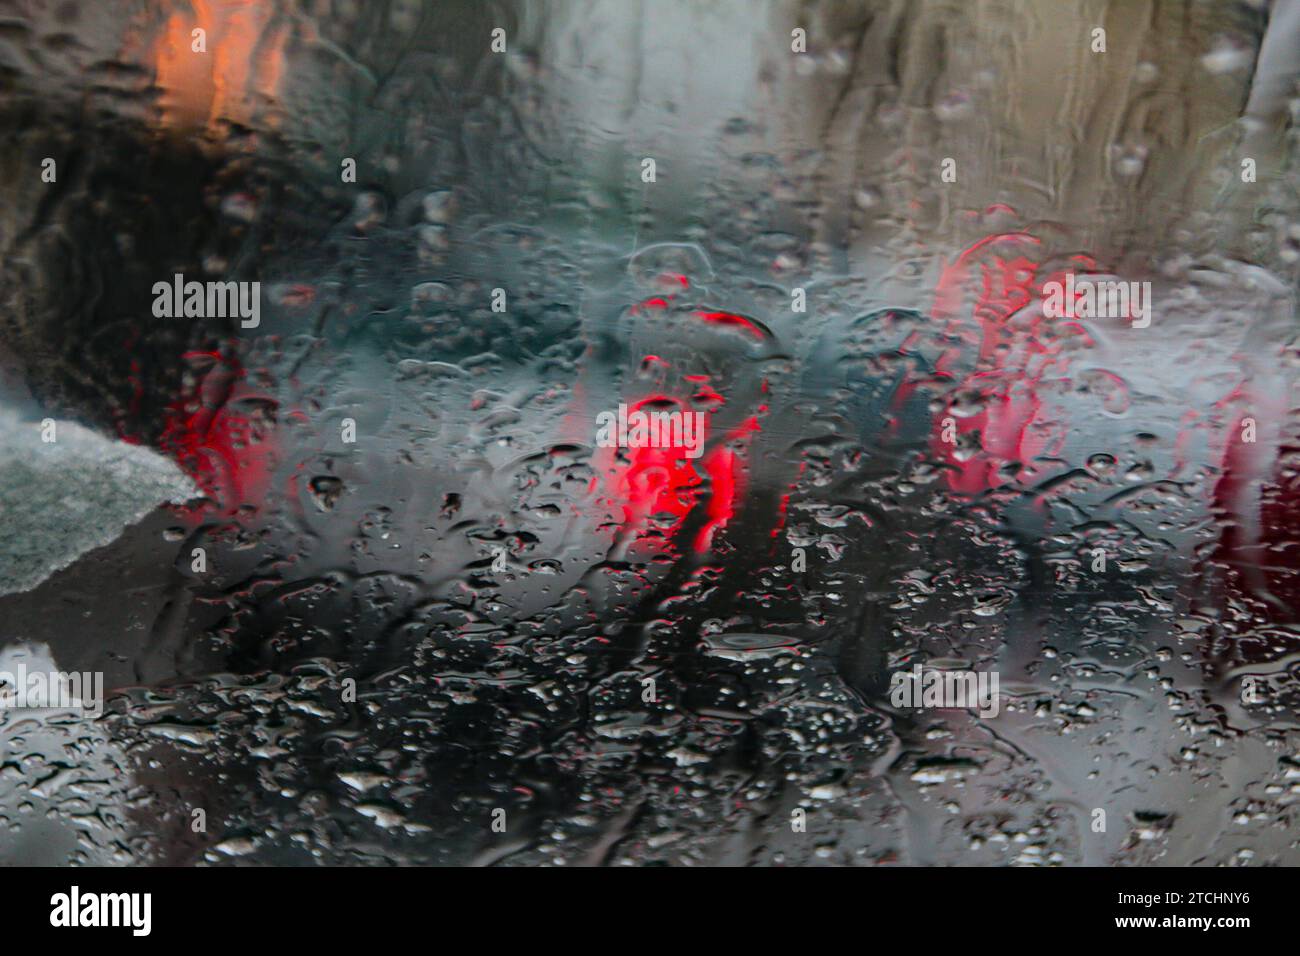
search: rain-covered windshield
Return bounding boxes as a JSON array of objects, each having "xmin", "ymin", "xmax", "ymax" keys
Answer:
[{"xmin": 0, "ymin": 0, "xmax": 1297, "ymax": 867}]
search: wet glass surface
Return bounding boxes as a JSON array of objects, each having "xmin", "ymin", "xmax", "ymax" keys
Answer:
[{"xmin": 0, "ymin": 0, "xmax": 1298, "ymax": 865}]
